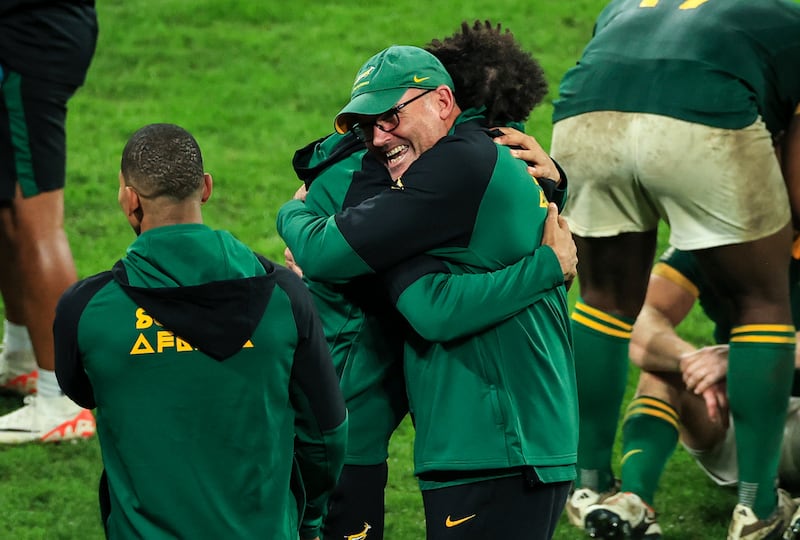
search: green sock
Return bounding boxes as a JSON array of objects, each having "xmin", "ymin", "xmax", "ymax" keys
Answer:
[
  {"xmin": 572, "ymin": 300, "xmax": 634, "ymax": 491},
  {"xmin": 727, "ymin": 324, "xmax": 795, "ymax": 519},
  {"xmin": 619, "ymin": 396, "xmax": 679, "ymax": 507}
]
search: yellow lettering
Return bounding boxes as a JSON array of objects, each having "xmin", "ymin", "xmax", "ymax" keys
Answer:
[
  {"xmin": 157, "ymin": 331, "xmax": 175, "ymax": 352},
  {"xmin": 640, "ymin": 0, "xmax": 711, "ymax": 9},
  {"xmin": 135, "ymin": 308, "xmax": 153, "ymax": 329},
  {"xmin": 679, "ymin": 0, "xmax": 710, "ymax": 8},
  {"xmin": 539, "ymin": 189, "xmax": 549, "ymax": 208},
  {"xmin": 176, "ymin": 337, "xmax": 193, "ymax": 352},
  {"xmin": 130, "ymin": 334, "xmax": 155, "ymax": 355},
  {"xmin": 135, "ymin": 308, "xmax": 164, "ymax": 329}
]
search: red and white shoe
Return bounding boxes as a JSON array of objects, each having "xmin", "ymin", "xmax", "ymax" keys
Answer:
[
  {"xmin": 0, "ymin": 347, "xmax": 38, "ymax": 396},
  {"xmin": 0, "ymin": 395, "xmax": 95, "ymax": 444}
]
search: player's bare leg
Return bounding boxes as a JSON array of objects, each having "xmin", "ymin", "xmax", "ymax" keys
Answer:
[
  {"xmin": 13, "ymin": 187, "xmax": 77, "ymax": 372},
  {"xmin": 0, "ymin": 203, "xmax": 37, "ymax": 394},
  {"xmin": 0, "ymin": 186, "xmax": 94, "ymax": 444},
  {"xmin": 0, "ymin": 203, "xmax": 24, "ymax": 322}
]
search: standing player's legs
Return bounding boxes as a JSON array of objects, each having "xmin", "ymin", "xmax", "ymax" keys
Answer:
[
  {"xmin": 0, "ymin": 206, "xmax": 37, "ymax": 394},
  {"xmin": 0, "ymin": 72, "xmax": 78, "ymax": 375},
  {"xmin": 552, "ymin": 112, "xmax": 660, "ymax": 514},
  {"xmin": 694, "ymin": 227, "xmax": 796, "ymax": 523},
  {"xmin": 571, "ymin": 231, "xmax": 656, "ymax": 491},
  {"xmin": 645, "ymin": 114, "xmax": 796, "ymax": 535},
  {"xmin": 0, "ymin": 71, "xmax": 94, "ymax": 443}
]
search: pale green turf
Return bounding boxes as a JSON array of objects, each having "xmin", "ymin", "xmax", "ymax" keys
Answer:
[{"xmin": 0, "ymin": 0, "xmax": 751, "ymax": 538}]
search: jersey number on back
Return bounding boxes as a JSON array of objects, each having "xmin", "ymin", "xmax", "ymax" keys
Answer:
[{"xmin": 639, "ymin": 0, "xmax": 710, "ymax": 9}]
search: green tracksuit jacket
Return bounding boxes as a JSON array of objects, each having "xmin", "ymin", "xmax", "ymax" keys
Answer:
[{"xmin": 54, "ymin": 224, "xmax": 347, "ymax": 540}]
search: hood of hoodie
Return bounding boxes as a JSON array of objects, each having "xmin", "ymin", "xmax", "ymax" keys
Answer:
[
  {"xmin": 112, "ymin": 224, "xmax": 274, "ymax": 361},
  {"xmin": 292, "ymin": 131, "xmax": 365, "ymax": 187}
]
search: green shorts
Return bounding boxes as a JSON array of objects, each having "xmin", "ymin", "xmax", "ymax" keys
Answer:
[{"xmin": 0, "ymin": 69, "xmax": 81, "ymax": 202}]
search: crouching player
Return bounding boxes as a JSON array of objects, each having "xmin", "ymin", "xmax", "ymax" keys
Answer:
[{"xmin": 578, "ymin": 245, "xmax": 800, "ymax": 539}]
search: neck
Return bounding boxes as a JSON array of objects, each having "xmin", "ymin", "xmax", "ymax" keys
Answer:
[
  {"xmin": 445, "ymin": 105, "xmax": 462, "ymax": 129},
  {"xmin": 138, "ymin": 204, "xmax": 204, "ymax": 233}
]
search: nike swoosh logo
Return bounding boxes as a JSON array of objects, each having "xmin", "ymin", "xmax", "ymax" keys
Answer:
[
  {"xmin": 445, "ymin": 514, "xmax": 476, "ymax": 527},
  {"xmin": 413, "ymin": 75, "xmax": 430, "ymax": 83},
  {"xmin": 620, "ymin": 448, "xmax": 643, "ymax": 465}
]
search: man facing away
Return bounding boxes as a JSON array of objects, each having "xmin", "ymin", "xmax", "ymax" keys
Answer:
[
  {"xmin": 54, "ymin": 123, "xmax": 347, "ymax": 539},
  {"xmin": 550, "ymin": 1, "xmax": 800, "ymax": 537}
]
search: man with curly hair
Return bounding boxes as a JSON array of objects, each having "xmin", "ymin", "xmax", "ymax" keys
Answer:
[
  {"xmin": 427, "ymin": 21, "xmax": 549, "ymax": 128},
  {"xmin": 279, "ymin": 22, "xmax": 577, "ymax": 540}
]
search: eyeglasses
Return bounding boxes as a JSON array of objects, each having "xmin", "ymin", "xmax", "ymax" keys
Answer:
[{"xmin": 352, "ymin": 89, "xmax": 434, "ymax": 142}]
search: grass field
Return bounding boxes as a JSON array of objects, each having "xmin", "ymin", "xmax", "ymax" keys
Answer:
[{"xmin": 0, "ymin": 0, "xmax": 747, "ymax": 538}]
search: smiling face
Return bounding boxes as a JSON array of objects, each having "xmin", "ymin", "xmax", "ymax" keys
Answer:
[{"xmin": 357, "ymin": 87, "xmax": 454, "ymax": 180}]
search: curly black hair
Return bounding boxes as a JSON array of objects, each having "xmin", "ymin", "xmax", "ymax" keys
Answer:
[{"xmin": 426, "ymin": 21, "xmax": 548, "ymax": 125}]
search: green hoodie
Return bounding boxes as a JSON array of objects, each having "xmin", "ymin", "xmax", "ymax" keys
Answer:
[{"xmin": 54, "ymin": 224, "xmax": 347, "ymax": 539}]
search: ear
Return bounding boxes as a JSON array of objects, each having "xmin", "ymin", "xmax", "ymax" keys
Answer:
[
  {"xmin": 124, "ymin": 185, "xmax": 141, "ymax": 216},
  {"xmin": 433, "ymin": 84, "xmax": 456, "ymax": 120},
  {"xmin": 201, "ymin": 173, "xmax": 213, "ymax": 203},
  {"xmin": 118, "ymin": 172, "xmax": 140, "ymax": 216}
]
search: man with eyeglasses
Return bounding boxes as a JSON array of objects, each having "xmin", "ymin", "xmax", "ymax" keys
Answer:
[
  {"xmin": 286, "ymin": 23, "xmax": 576, "ymax": 540},
  {"xmin": 278, "ymin": 41, "xmax": 578, "ymax": 540}
]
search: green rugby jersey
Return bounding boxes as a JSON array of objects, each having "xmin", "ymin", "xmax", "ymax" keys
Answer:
[
  {"xmin": 278, "ymin": 114, "xmax": 578, "ymax": 484},
  {"xmin": 553, "ymin": 0, "xmax": 800, "ymax": 136},
  {"xmin": 54, "ymin": 224, "xmax": 347, "ymax": 540}
]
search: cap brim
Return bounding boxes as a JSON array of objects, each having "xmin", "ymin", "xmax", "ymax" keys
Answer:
[{"xmin": 334, "ymin": 87, "xmax": 407, "ymax": 134}]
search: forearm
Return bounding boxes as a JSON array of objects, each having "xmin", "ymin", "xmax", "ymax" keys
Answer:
[
  {"xmin": 395, "ymin": 247, "xmax": 564, "ymax": 342},
  {"xmin": 276, "ymin": 200, "xmax": 373, "ymax": 281},
  {"xmin": 629, "ymin": 306, "xmax": 695, "ymax": 372}
]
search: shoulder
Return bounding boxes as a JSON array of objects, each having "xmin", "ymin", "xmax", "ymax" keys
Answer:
[
  {"xmin": 60, "ymin": 271, "xmax": 114, "ymax": 307},
  {"xmin": 56, "ymin": 271, "xmax": 115, "ymax": 328},
  {"xmin": 255, "ymin": 254, "xmax": 314, "ymax": 304},
  {"xmin": 408, "ymin": 121, "xmax": 497, "ymax": 182}
]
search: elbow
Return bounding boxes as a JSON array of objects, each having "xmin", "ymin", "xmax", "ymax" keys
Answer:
[{"xmin": 628, "ymin": 336, "xmax": 647, "ymax": 369}]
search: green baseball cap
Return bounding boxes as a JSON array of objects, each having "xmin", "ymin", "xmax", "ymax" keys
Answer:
[{"xmin": 334, "ymin": 45, "xmax": 454, "ymax": 134}]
